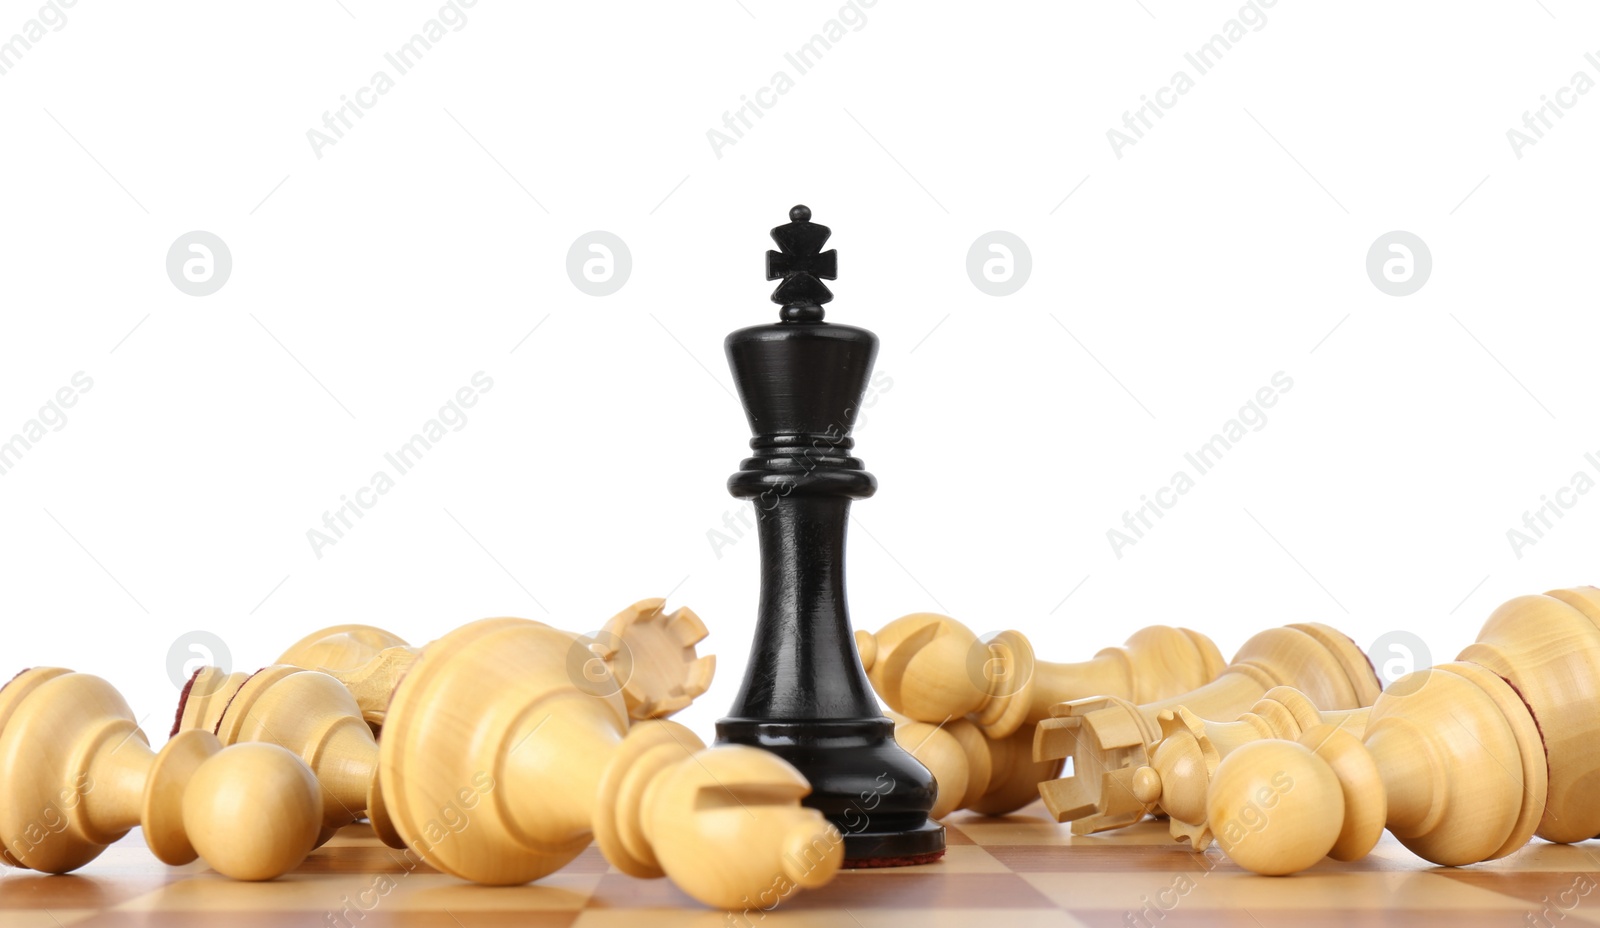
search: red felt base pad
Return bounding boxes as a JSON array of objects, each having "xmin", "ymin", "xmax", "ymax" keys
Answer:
[{"xmin": 842, "ymin": 850, "xmax": 946, "ymax": 869}]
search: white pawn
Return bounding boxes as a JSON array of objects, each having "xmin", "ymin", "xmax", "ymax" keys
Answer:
[{"xmin": 0, "ymin": 668, "xmax": 321, "ymax": 880}]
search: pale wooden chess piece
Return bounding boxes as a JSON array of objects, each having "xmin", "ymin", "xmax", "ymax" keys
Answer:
[
  {"xmin": 0, "ymin": 668, "xmax": 321, "ymax": 881},
  {"xmin": 378, "ymin": 617, "xmax": 842, "ymax": 909},
  {"xmin": 176, "ymin": 600, "xmax": 716, "ymax": 851},
  {"xmin": 857, "ymin": 614, "xmax": 1227, "ymax": 738},
  {"xmin": 277, "ymin": 623, "xmax": 410, "ymax": 672},
  {"xmin": 861, "ymin": 616, "xmax": 1228, "ymax": 818},
  {"xmin": 581, "ymin": 597, "xmax": 717, "ymax": 720},
  {"xmin": 890, "ymin": 713, "xmax": 1060, "ymax": 819},
  {"xmin": 275, "ymin": 624, "xmax": 413, "ymax": 730},
  {"xmin": 1125, "ymin": 687, "xmax": 1371, "ymax": 847},
  {"xmin": 259, "ymin": 598, "xmax": 712, "ymax": 730},
  {"xmin": 174, "ymin": 624, "xmax": 408, "ymax": 736},
  {"xmin": 1196, "ymin": 587, "xmax": 1600, "ymax": 875},
  {"xmin": 177, "ymin": 664, "xmax": 402, "ymax": 848},
  {"xmin": 1034, "ymin": 622, "xmax": 1381, "ymax": 834}
]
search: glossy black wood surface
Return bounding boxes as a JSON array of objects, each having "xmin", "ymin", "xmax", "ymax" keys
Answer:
[{"xmin": 714, "ymin": 206, "xmax": 944, "ymax": 865}]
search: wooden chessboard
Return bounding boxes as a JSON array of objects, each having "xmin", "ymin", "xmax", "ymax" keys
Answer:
[{"xmin": 6, "ymin": 802, "xmax": 1598, "ymax": 927}]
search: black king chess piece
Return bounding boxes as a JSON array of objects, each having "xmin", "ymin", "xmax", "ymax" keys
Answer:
[{"xmin": 715, "ymin": 205, "xmax": 945, "ymax": 866}]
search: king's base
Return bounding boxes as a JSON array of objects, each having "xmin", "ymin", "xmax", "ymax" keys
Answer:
[
  {"xmin": 841, "ymin": 820, "xmax": 946, "ymax": 867},
  {"xmin": 716, "ymin": 717, "xmax": 946, "ymax": 867}
]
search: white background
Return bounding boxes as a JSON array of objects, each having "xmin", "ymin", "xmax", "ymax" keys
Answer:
[{"xmin": 2, "ymin": 0, "xmax": 1597, "ymax": 744}]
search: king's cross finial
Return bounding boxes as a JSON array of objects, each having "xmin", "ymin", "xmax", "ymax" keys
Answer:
[{"xmin": 766, "ymin": 205, "xmax": 837, "ymax": 309}]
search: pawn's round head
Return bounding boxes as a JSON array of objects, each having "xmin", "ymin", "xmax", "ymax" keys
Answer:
[
  {"xmin": 1206, "ymin": 739, "xmax": 1343, "ymax": 875},
  {"xmin": 183, "ymin": 742, "xmax": 322, "ymax": 880}
]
